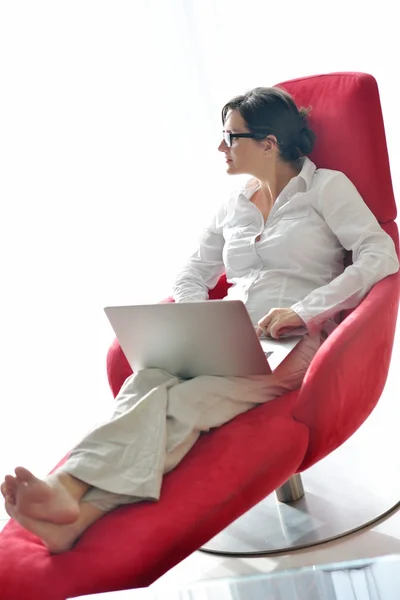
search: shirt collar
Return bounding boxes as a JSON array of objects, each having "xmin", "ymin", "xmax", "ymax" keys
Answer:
[
  {"xmin": 241, "ymin": 156, "xmax": 317, "ymax": 200},
  {"xmin": 298, "ymin": 156, "xmax": 316, "ymax": 191}
]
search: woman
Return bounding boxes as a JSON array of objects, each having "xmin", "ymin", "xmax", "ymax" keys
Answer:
[{"xmin": 1, "ymin": 87, "xmax": 398, "ymax": 553}]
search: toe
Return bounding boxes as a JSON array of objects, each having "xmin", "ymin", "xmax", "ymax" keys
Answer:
[
  {"xmin": 5, "ymin": 474, "xmax": 17, "ymax": 492},
  {"xmin": 14, "ymin": 466, "xmax": 37, "ymax": 484},
  {"xmin": 2, "ymin": 477, "xmax": 17, "ymax": 505},
  {"xmin": 5, "ymin": 474, "xmax": 18, "ymax": 492}
]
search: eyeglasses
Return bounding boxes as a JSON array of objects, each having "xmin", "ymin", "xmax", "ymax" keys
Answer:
[{"xmin": 222, "ymin": 130, "xmax": 269, "ymax": 148}]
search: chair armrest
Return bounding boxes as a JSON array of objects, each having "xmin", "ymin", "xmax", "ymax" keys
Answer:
[{"xmin": 293, "ymin": 272, "xmax": 400, "ymax": 471}]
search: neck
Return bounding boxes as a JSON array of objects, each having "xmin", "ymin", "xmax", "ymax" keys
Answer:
[{"xmin": 258, "ymin": 160, "xmax": 302, "ymax": 205}]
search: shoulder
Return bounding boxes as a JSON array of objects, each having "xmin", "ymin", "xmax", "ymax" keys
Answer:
[
  {"xmin": 310, "ymin": 168, "xmax": 376, "ymax": 227},
  {"xmin": 312, "ymin": 168, "xmax": 362, "ymax": 208},
  {"xmin": 313, "ymin": 167, "xmax": 355, "ymax": 189},
  {"xmin": 243, "ymin": 177, "xmax": 260, "ymax": 195}
]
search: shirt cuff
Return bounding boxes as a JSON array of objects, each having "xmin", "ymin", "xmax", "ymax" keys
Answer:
[{"xmin": 290, "ymin": 302, "xmax": 322, "ymax": 337}]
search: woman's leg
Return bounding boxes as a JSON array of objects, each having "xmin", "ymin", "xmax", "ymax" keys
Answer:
[
  {"xmin": 0, "ymin": 334, "xmax": 321, "ymax": 553},
  {"xmin": 1, "ymin": 368, "xmax": 181, "ymax": 552},
  {"xmin": 1, "ymin": 368, "xmax": 179, "ymax": 515},
  {"xmin": 166, "ymin": 333, "xmax": 322, "ymax": 433}
]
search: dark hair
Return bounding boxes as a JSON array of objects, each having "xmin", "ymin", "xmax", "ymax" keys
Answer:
[{"xmin": 221, "ymin": 86, "xmax": 316, "ymax": 162}]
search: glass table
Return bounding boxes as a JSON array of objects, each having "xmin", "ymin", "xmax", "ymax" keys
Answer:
[{"xmin": 74, "ymin": 554, "xmax": 400, "ymax": 599}]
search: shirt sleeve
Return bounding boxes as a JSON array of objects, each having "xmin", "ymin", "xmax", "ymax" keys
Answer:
[
  {"xmin": 291, "ymin": 172, "xmax": 399, "ymax": 335},
  {"xmin": 172, "ymin": 208, "xmax": 226, "ymax": 302}
]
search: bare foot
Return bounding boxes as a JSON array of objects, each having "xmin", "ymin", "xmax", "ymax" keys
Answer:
[
  {"xmin": 1, "ymin": 475, "xmax": 17, "ymax": 505},
  {"xmin": 4, "ymin": 499, "xmax": 77, "ymax": 554},
  {"xmin": 5, "ymin": 495, "xmax": 106, "ymax": 554},
  {"xmin": 11, "ymin": 467, "xmax": 80, "ymax": 525}
]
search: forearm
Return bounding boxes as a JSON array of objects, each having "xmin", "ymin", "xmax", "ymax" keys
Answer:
[
  {"xmin": 172, "ymin": 269, "xmax": 210, "ymax": 302},
  {"xmin": 292, "ymin": 250, "xmax": 399, "ymax": 335},
  {"xmin": 172, "ymin": 227, "xmax": 225, "ymax": 303}
]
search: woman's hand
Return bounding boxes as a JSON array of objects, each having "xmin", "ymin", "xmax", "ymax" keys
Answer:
[{"xmin": 256, "ymin": 308, "xmax": 305, "ymax": 340}]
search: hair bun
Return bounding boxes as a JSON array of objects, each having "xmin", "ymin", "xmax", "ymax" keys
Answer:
[{"xmin": 297, "ymin": 125, "xmax": 316, "ymax": 156}]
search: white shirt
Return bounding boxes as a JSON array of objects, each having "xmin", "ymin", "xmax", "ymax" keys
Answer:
[{"xmin": 173, "ymin": 157, "xmax": 399, "ymax": 335}]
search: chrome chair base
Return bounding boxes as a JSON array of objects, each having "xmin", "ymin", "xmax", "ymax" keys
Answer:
[{"xmin": 200, "ymin": 443, "xmax": 400, "ymax": 556}]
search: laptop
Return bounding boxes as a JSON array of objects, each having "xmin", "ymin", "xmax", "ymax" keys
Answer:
[{"xmin": 104, "ymin": 300, "xmax": 303, "ymax": 379}]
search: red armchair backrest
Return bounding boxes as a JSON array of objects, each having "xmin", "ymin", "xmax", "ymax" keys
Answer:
[
  {"xmin": 281, "ymin": 74, "xmax": 399, "ymax": 469},
  {"xmin": 278, "ymin": 72, "xmax": 397, "ymax": 227}
]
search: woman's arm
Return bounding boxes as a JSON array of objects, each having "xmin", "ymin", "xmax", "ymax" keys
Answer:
[
  {"xmin": 172, "ymin": 212, "xmax": 225, "ymax": 303},
  {"xmin": 291, "ymin": 172, "xmax": 399, "ymax": 335}
]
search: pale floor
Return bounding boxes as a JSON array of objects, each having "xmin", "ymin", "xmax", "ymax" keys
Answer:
[{"xmin": 0, "ymin": 313, "xmax": 399, "ymax": 592}]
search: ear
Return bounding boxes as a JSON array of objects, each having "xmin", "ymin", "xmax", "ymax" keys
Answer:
[{"xmin": 263, "ymin": 135, "xmax": 278, "ymax": 152}]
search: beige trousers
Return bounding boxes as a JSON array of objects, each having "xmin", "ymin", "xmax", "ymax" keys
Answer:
[{"xmin": 62, "ymin": 334, "xmax": 322, "ymax": 511}]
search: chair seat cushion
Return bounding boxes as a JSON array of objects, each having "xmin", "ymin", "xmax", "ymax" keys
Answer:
[{"xmin": 0, "ymin": 393, "xmax": 308, "ymax": 599}]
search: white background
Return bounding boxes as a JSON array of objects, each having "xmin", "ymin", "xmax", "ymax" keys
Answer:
[{"xmin": 0, "ymin": 0, "xmax": 399, "ymax": 477}]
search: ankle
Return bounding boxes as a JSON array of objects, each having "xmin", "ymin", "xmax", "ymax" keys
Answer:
[{"xmin": 51, "ymin": 471, "xmax": 89, "ymax": 502}]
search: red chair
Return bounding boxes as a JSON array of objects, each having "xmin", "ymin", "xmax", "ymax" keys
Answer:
[{"xmin": 0, "ymin": 72, "xmax": 398, "ymax": 599}]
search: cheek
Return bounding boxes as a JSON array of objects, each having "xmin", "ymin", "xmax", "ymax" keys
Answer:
[
  {"xmin": 243, "ymin": 148, "xmax": 261, "ymax": 166},
  {"xmin": 231, "ymin": 146, "xmax": 246, "ymax": 162}
]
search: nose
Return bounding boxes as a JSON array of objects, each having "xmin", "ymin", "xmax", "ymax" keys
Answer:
[{"xmin": 218, "ymin": 139, "xmax": 227, "ymax": 152}]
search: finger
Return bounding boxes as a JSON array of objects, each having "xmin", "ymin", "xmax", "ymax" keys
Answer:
[
  {"xmin": 258, "ymin": 329, "xmax": 272, "ymax": 338},
  {"xmin": 256, "ymin": 326, "xmax": 269, "ymax": 338},
  {"xmin": 257, "ymin": 315, "xmax": 272, "ymax": 331},
  {"xmin": 269, "ymin": 320, "xmax": 281, "ymax": 339},
  {"xmin": 278, "ymin": 326, "xmax": 295, "ymax": 337}
]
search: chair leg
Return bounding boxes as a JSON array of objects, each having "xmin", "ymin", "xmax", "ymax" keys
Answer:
[{"xmin": 275, "ymin": 474, "xmax": 304, "ymax": 503}]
